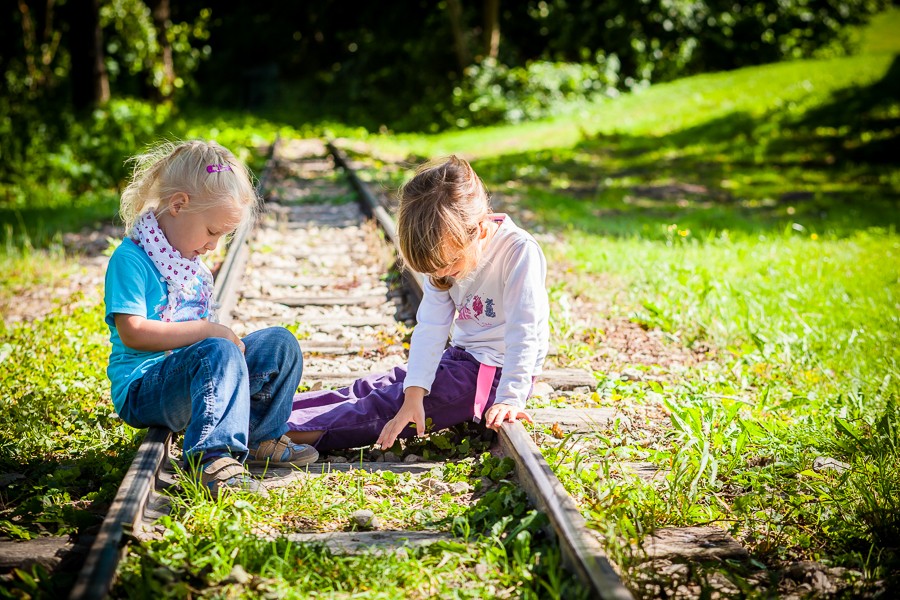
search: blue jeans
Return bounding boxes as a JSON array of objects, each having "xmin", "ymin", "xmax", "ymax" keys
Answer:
[{"xmin": 119, "ymin": 327, "xmax": 303, "ymax": 463}]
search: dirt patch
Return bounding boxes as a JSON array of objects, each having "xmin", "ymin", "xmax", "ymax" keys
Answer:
[
  {"xmin": 1, "ymin": 223, "xmax": 119, "ymax": 324},
  {"xmin": 589, "ymin": 317, "xmax": 711, "ymax": 380}
]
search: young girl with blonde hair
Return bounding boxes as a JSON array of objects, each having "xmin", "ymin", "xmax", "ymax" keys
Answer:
[
  {"xmin": 287, "ymin": 155, "xmax": 549, "ymax": 451},
  {"xmin": 105, "ymin": 140, "xmax": 317, "ymax": 498}
]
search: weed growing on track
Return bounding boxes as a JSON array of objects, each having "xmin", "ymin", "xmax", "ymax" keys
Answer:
[{"xmin": 113, "ymin": 455, "xmax": 584, "ymax": 599}]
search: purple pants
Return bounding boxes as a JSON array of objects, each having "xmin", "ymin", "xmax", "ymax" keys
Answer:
[{"xmin": 287, "ymin": 346, "xmax": 501, "ymax": 451}]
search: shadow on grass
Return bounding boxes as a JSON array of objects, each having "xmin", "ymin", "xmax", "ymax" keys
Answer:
[
  {"xmin": 476, "ymin": 56, "xmax": 900, "ymax": 239},
  {"xmin": 0, "ymin": 194, "xmax": 119, "ymax": 251},
  {"xmin": 0, "ymin": 436, "xmax": 140, "ymax": 537}
]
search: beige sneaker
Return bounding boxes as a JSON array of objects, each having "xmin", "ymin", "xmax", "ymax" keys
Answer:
[
  {"xmin": 201, "ymin": 456, "xmax": 269, "ymax": 498},
  {"xmin": 248, "ymin": 435, "xmax": 319, "ymax": 467}
]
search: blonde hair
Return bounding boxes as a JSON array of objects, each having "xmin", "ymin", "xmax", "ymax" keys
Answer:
[
  {"xmin": 119, "ymin": 139, "xmax": 259, "ymax": 233},
  {"xmin": 397, "ymin": 155, "xmax": 490, "ymax": 291}
]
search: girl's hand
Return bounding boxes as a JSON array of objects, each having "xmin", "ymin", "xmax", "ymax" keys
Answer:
[
  {"xmin": 376, "ymin": 388, "xmax": 426, "ymax": 449},
  {"xmin": 206, "ymin": 322, "xmax": 245, "ymax": 353},
  {"xmin": 484, "ymin": 404, "xmax": 533, "ymax": 431}
]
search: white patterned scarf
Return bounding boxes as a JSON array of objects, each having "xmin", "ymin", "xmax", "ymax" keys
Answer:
[{"xmin": 130, "ymin": 210, "xmax": 215, "ymax": 323}]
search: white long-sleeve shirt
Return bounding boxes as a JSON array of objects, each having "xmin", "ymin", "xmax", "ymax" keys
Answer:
[{"xmin": 404, "ymin": 214, "xmax": 549, "ymax": 409}]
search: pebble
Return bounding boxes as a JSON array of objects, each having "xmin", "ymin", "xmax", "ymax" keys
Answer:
[
  {"xmin": 812, "ymin": 456, "xmax": 850, "ymax": 473},
  {"xmin": 530, "ymin": 382, "xmax": 555, "ymax": 398},
  {"xmin": 350, "ymin": 509, "xmax": 382, "ymax": 530},
  {"xmin": 326, "ymin": 455, "xmax": 348, "ymax": 463},
  {"xmin": 382, "ymin": 451, "xmax": 399, "ymax": 462},
  {"xmin": 450, "ymin": 481, "xmax": 471, "ymax": 495},
  {"xmin": 621, "ymin": 369, "xmax": 644, "ymax": 381},
  {"xmin": 421, "ymin": 478, "xmax": 451, "ymax": 494},
  {"xmin": 403, "ymin": 454, "xmax": 422, "ymax": 463},
  {"xmin": 228, "ymin": 564, "xmax": 252, "ymax": 584}
]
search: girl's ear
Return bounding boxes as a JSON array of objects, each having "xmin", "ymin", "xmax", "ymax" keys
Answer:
[
  {"xmin": 168, "ymin": 192, "xmax": 190, "ymax": 216},
  {"xmin": 479, "ymin": 218, "xmax": 490, "ymax": 239}
]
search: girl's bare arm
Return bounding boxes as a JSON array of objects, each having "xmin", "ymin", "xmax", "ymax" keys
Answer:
[{"xmin": 114, "ymin": 314, "xmax": 243, "ymax": 353}]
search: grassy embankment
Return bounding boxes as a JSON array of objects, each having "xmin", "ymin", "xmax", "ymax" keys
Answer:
[{"xmin": 352, "ymin": 8, "xmax": 900, "ymax": 592}]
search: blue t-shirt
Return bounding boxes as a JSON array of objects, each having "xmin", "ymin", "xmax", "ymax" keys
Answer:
[{"xmin": 104, "ymin": 238, "xmax": 170, "ymax": 413}]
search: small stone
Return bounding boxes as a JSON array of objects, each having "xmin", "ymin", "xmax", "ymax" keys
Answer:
[
  {"xmin": 621, "ymin": 369, "xmax": 644, "ymax": 381},
  {"xmin": 450, "ymin": 481, "xmax": 471, "ymax": 495},
  {"xmin": 783, "ymin": 561, "xmax": 825, "ymax": 582},
  {"xmin": 475, "ymin": 562, "xmax": 490, "ymax": 578},
  {"xmin": 153, "ymin": 566, "xmax": 177, "ymax": 583},
  {"xmin": 812, "ymin": 457, "xmax": 850, "ymax": 473},
  {"xmin": 228, "ymin": 564, "xmax": 252, "ymax": 584},
  {"xmin": 421, "ymin": 478, "xmax": 451, "ymax": 494},
  {"xmin": 350, "ymin": 509, "xmax": 381, "ymax": 530},
  {"xmin": 572, "ymin": 386, "xmax": 592, "ymax": 395},
  {"xmin": 530, "ymin": 382, "xmax": 555, "ymax": 398},
  {"xmin": 403, "ymin": 454, "xmax": 421, "ymax": 463},
  {"xmin": 382, "ymin": 451, "xmax": 399, "ymax": 462},
  {"xmin": 476, "ymin": 477, "xmax": 494, "ymax": 491},
  {"xmin": 326, "ymin": 455, "xmax": 348, "ymax": 463}
]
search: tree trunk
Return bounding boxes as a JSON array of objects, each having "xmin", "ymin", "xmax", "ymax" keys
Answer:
[
  {"xmin": 483, "ymin": 0, "xmax": 500, "ymax": 59},
  {"xmin": 68, "ymin": 0, "xmax": 108, "ymax": 110},
  {"xmin": 17, "ymin": 0, "xmax": 64, "ymax": 98},
  {"xmin": 445, "ymin": 0, "xmax": 470, "ymax": 72},
  {"xmin": 149, "ymin": 0, "xmax": 175, "ymax": 100}
]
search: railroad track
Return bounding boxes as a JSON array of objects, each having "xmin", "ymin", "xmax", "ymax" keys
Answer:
[{"xmin": 69, "ymin": 138, "xmax": 632, "ymax": 600}]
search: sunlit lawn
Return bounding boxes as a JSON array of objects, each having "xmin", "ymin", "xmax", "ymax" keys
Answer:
[
  {"xmin": 348, "ymin": 8, "xmax": 900, "ymax": 591},
  {"xmin": 2, "ymin": 8, "xmax": 899, "ymax": 597}
]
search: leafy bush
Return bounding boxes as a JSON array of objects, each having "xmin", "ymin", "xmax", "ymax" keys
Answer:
[
  {"xmin": 60, "ymin": 98, "xmax": 173, "ymax": 192},
  {"xmin": 450, "ymin": 57, "xmax": 621, "ymax": 127}
]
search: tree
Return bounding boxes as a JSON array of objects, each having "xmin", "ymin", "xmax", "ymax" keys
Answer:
[
  {"xmin": 15, "ymin": 0, "xmax": 68, "ymax": 102},
  {"xmin": 68, "ymin": 0, "xmax": 110, "ymax": 110},
  {"xmin": 446, "ymin": 0, "xmax": 471, "ymax": 72},
  {"xmin": 483, "ymin": 0, "xmax": 500, "ymax": 59},
  {"xmin": 149, "ymin": 0, "xmax": 175, "ymax": 100}
]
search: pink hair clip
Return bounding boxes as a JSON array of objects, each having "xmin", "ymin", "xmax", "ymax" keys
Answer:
[{"xmin": 206, "ymin": 164, "xmax": 232, "ymax": 173}]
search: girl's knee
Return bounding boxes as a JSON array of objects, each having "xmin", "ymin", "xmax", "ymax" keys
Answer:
[
  {"xmin": 268, "ymin": 327, "xmax": 303, "ymax": 365},
  {"xmin": 197, "ymin": 337, "xmax": 245, "ymax": 361}
]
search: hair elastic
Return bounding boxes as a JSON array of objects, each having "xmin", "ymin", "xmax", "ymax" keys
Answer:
[{"xmin": 206, "ymin": 164, "xmax": 232, "ymax": 173}]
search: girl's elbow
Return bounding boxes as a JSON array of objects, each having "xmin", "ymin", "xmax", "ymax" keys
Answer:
[
  {"xmin": 116, "ymin": 321, "xmax": 145, "ymax": 350},
  {"xmin": 118, "ymin": 329, "xmax": 141, "ymax": 350}
]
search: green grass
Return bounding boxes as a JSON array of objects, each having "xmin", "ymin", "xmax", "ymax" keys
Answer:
[
  {"xmin": 105, "ymin": 458, "xmax": 582, "ymax": 599},
  {"xmin": 344, "ymin": 8, "xmax": 900, "ymax": 594},
  {"xmin": 2, "ymin": 7, "xmax": 899, "ymax": 597},
  {"xmin": 0, "ymin": 296, "xmax": 138, "ymax": 554}
]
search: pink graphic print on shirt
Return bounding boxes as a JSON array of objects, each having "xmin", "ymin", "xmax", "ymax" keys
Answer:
[{"xmin": 457, "ymin": 293, "xmax": 495, "ymax": 326}]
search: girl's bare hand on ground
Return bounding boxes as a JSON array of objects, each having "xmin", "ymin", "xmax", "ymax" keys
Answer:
[
  {"xmin": 484, "ymin": 404, "xmax": 533, "ymax": 431},
  {"xmin": 376, "ymin": 392, "xmax": 425, "ymax": 449}
]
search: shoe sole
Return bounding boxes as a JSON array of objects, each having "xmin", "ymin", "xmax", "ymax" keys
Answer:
[{"xmin": 247, "ymin": 450, "xmax": 319, "ymax": 468}]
